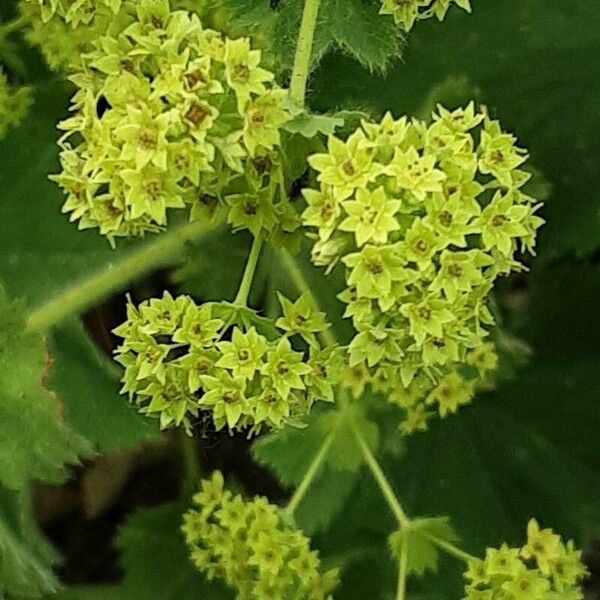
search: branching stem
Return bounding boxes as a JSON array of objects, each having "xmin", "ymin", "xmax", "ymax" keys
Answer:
[
  {"xmin": 289, "ymin": 0, "xmax": 322, "ymax": 107},
  {"xmin": 278, "ymin": 247, "xmax": 477, "ymax": 565}
]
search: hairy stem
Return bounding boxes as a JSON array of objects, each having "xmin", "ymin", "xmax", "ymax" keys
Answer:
[
  {"xmin": 0, "ymin": 14, "xmax": 29, "ymax": 40},
  {"xmin": 284, "ymin": 430, "xmax": 335, "ymax": 517},
  {"xmin": 289, "ymin": 0, "xmax": 322, "ymax": 106},
  {"xmin": 277, "ymin": 249, "xmax": 337, "ymax": 348},
  {"xmin": 25, "ymin": 220, "xmax": 213, "ymax": 333},
  {"xmin": 396, "ymin": 538, "xmax": 409, "ymax": 600},
  {"xmin": 349, "ymin": 417, "xmax": 411, "ymax": 528},
  {"xmin": 233, "ymin": 234, "xmax": 264, "ymax": 307}
]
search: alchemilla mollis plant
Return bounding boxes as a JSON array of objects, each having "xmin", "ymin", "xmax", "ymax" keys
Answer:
[{"xmin": 0, "ymin": 0, "xmax": 596, "ymax": 599}]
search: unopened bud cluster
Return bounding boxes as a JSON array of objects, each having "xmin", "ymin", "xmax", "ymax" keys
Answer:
[
  {"xmin": 113, "ymin": 292, "xmax": 339, "ymax": 434},
  {"xmin": 182, "ymin": 472, "xmax": 339, "ymax": 599},
  {"xmin": 380, "ymin": 0, "xmax": 472, "ymax": 32},
  {"xmin": 464, "ymin": 519, "xmax": 587, "ymax": 600},
  {"xmin": 51, "ymin": 0, "xmax": 291, "ymax": 243},
  {"xmin": 303, "ymin": 104, "xmax": 543, "ymax": 432}
]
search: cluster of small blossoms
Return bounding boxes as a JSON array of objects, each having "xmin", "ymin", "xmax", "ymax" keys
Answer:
[
  {"xmin": 0, "ymin": 69, "xmax": 32, "ymax": 140},
  {"xmin": 182, "ymin": 472, "xmax": 339, "ymax": 599},
  {"xmin": 18, "ymin": 0, "xmax": 129, "ymax": 73},
  {"xmin": 51, "ymin": 0, "xmax": 292, "ymax": 243},
  {"xmin": 113, "ymin": 292, "xmax": 340, "ymax": 434},
  {"xmin": 464, "ymin": 519, "xmax": 587, "ymax": 599},
  {"xmin": 380, "ymin": 0, "xmax": 472, "ymax": 31},
  {"xmin": 302, "ymin": 103, "xmax": 543, "ymax": 433},
  {"xmin": 22, "ymin": 0, "xmax": 122, "ymax": 26}
]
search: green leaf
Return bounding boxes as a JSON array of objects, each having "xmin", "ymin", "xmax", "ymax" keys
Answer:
[
  {"xmin": 312, "ymin": 0, "xmax": 600, "ymax": 257},
  {"xmin": 117, "ymin": 503, "xmax": 231, "ymax": 599},
  {"xmin": 322, "ymin": 405, "xmax": 379, "ymax": 473},
  {"xmin": 320, "ymin": 0, "xmax": 402, "ymax": 72},
  {"xmin": 49, "ymin": 320, "xmax": 159, "ymax": 452},
  {"xmin": 221, "ymin": 0, "xmax": 401, "ymax": 73},
  {"xmin": 389, "ymin": 517, "xmax": 459, "ymax": 576},
  {"xmin": 0, "ymin": 487, "xmax": 60, "ymax": 599},
  {"xmin": 0, "ymin": 287, "xmax": 92, "ymax": 490},
  {"xmin": 283, "ymin": 112, "xmax": 344, "ymax": 138},
  {"xmin": 293, "ymin": 467, "xmax": 356, "ymax": 535}
]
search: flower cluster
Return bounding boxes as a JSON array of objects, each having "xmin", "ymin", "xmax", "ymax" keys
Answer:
[
  {"xmin": 380, "ymin": 0, "xmax": 472, "ymax": 32},
  {"xmin": 302, "ymin": 104, "xmax": 543, "ymax": 432},
  {"xmin": 113, "ymin": 292, "xmax": 339, "ymax": 434},
  {"xmin": 51, "ymin": 0, "xmax": 291, "ymax": 243},
  {"xmin": 182, "ymin": 472, "xmax": 339, "ymax": 599},
  {"xmin": 0, "ymin": 69, "xmax": 32, "ymax": 140},
  {"xmin": 19, "ymin": 1, "xmax": 124, "ymax": 72},
  {"xmin": 22, "ymin": 0, "xmax": 122, "ymax": 26},
  {"xmin": 464, "ymin": 519, "xmax": 587, "ymax": 599}
]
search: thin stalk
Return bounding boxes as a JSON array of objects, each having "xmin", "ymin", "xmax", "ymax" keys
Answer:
[
  {"xmin": 25, "ymin": 220, "xmax": 213, "ymax": 333},
  {"xmin": 425, "ymin": 533, "xmax": 478, "ymax": 564},
  {"xmin": 396, "ymin": 539, "xmax": 409, "ymax": 600},
  {"xmin": 0, "ymin": 14, "xmax": 29, "ymax": 40},
  {"xmin": 178, "ymin": 431, "xmax": 200, "ymax": 499},
  {"xmin": 277, "ymin": 249, "xmax": 337, "ymax": 348},
  {"xmin": 284, "ymin": 430, "xmax": 335, "ymax": 517},
  {"xmin": 349, "ymin": 417, "xmax": 410, "ymax": 529},
  {"xmin": 289, "ymin": 0, "xmax": 322, "ymax": 106},
  {"xmin": 233, "ymin": 234, "xmax": 264, "ymax": 306}
]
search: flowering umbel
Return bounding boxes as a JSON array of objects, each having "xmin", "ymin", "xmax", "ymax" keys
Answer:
[
  {"xmin": 113, "ymin": 292, "xmax": 340, "ymax": 434},
  {"xmin": 463, "ymin": 519, "xmax": 587, "ymax": 599},
  {"xmin": 302, "ymin": 104, "xmax": 543, "ymax": 433},
  {"xmin": 182, "ymin": 472, "xmax": 339, "ymax": 599},
  {"xmin": 50, "ymin": 0, "xmax": 291, "ymax": 244}
]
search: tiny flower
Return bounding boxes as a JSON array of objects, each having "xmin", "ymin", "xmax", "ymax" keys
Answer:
[
  {"xmin": 224, "ymin": 37, "xmax": 274, "ymax": 110},
  {"xmin": 216, "ymin": 326, "xmax": 269, "ymax": 380},
  {"xmin": 339, "ymin": 186, "xmax": 401, "ymax": 246},
  {"xmin": 262, "ymin": 337, "xmax": 311, "ymax": 399},
  {"xmin": 309, "ymin": 130, "xmax": 382, "ymax": 198},
  {"xmin": 386, "ymin": 146, "xmax": 446, "ymax": 201}
]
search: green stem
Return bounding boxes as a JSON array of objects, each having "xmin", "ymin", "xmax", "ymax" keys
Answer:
[
  {"xmin": 396, "ymin": 538, "xmax": 409, "ymax": 600},
  {"xmin": 289, "ymin": 0, "xmax": 322, "ymax": 106},
  {"xmin": 178, "ymin": 430, "xmax": 200, "ymax": 499},
  {"xmin": 277, "ymin": 249, "xmax": 337, "ymax": 348},
  {"xmin": 233, "ymin": 234, "xmax": 264, "ymax": 307},
  {"xmin": 284, "ymin": 430, "xmax": 335, "ymax": 517},
  {"xmin": 25, "ymin": 220, "xmax": 213, "ymax": 333},
  {"xmin": 349, "ymin": 417, "xmax": 410, "ymax": 529},
  {"xmin": 425, "ymin": 533, "xmax": 478, "ymax": 564},
  {"xmin": 0, "ymin": 14, "xmax": 29, "ymax": 40}
]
